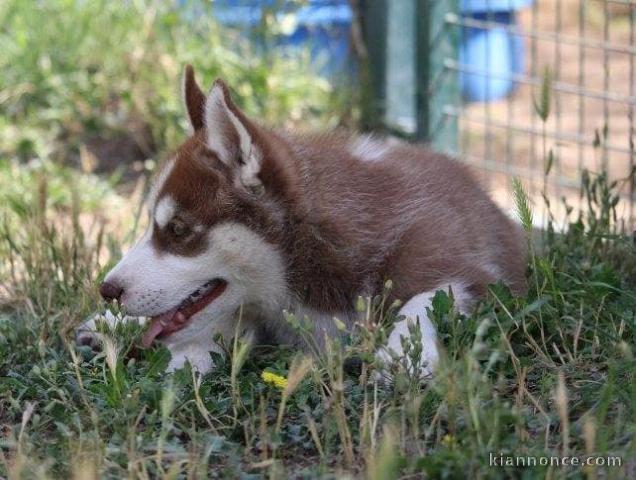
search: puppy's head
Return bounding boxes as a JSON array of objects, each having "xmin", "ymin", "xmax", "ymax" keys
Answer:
[{"xmin": 100, "ymin": 66, "xmax": 288, "ymax": 346}]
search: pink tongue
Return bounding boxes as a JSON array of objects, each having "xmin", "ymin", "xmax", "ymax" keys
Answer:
[{"xmin": 141, "ymin": 309, "xmax": 177, "ymax": 348}]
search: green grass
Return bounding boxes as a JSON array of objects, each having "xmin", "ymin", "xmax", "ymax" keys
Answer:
[
  {"xmin": 1, "ymin": 163, "xmax": 635, "ymax": 479},
  {"xmin": 0, "ymin": 0, "xmax": 346, "ymax": 170}
]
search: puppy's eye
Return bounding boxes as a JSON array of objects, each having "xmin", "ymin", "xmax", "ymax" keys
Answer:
[{"xmin": 167, "ymin": 218, "xmax": 189, "ymax": 237}]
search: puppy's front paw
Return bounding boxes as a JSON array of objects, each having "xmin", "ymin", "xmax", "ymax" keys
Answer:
[
  {"xmin": 75, "ymin": 311, "xmax": 116, "ymax": 350},
  {"xmin": 75, "ymin": 329, "xmax": 103, "ymax": 350},
  {"xmin": 75, "ymin": 311, "xmax": 146, "ymax": 351}
]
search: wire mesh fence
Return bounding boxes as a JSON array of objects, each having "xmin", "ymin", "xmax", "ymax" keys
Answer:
[
  {"xmin": 448, "ymin": 0, "xmax": 635, "ymax": 230},
  {"xmin": 363, "ymin": 0, "xmax": 635, "ymax": 231}
]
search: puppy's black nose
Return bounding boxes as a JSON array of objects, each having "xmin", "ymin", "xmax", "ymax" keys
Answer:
[{"xmin": 99, "ymin": 281, "xmax": 123, "ymax": 302}]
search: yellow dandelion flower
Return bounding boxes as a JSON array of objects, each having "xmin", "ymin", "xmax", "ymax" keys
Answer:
[{"xmin": 261, "ymin": 371, "xmax": 288, "ymax": 390}]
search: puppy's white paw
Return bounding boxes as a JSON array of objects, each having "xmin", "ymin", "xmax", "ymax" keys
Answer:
[
  {"xmin": 374, "ymin": 290, "xmax": 445, "ymax": 382},
  {"xmin": 375, "ymin": 319, "xmax": 439, "ymax": 382},
  {"xmin": 374, "ymin": 284, "xmax": 474, "ymax": 382},
  {"xmin": 75, "ymin": 311, "xmax": 114, "ymax": 350},
  {"xmin": 75, "ymin": 311, "xmax": 146, "ymax": 350}
]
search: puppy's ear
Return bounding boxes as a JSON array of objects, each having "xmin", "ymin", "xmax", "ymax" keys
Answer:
[
  {"xmin": 182, "ymin": 64, "xmax": 206, "ymax": 131},
  {"xmin": 205, "ymin": 79, "xmax": 263, "ymax": 192}
]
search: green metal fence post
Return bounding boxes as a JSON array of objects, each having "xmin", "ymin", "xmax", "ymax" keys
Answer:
[
  {"xmin": 362, "ymin": 0, "xmax": 459, "ymax": 150},
  {"xmin": 416, "ymin": 0, "xmax": 460, "ymax": 153},
  {"xmin": 359, "ymin": 0, "xmax": 388, "ymax": 132}
]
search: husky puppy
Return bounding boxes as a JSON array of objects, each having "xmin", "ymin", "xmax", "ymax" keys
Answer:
[{"xmin": 77, "ymin": 66, "xmax": 526, "ymax": 375}]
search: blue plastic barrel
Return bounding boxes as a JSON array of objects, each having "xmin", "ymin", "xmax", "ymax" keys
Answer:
[
  {"xmin": 460, "ymin": 0, "xmax": 533, "ymax": 102},
  {"xmin": 212, "ymin": 0, "xmax": 353, "ymax": 78}
]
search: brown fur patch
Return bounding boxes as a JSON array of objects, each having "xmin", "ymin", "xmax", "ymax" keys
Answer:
[
  {"xmin": 183, "ymin": 65, "xmax": 206, "ymax": 131},
  {"xmin": 152, "ymin": 132, "xmax": 282, "ymax": 257}
]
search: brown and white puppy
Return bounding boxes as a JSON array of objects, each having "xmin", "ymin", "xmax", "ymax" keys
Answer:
[{"xmin": 77, "ymin": 66, "xmax": 526, "ymax": 375}]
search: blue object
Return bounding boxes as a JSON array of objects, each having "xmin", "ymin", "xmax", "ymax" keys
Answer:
[
  {"xmin": 460, "ymin": 1, "xmax": 533, "ymax": 102},
  {"xmin": 212, "ymin": 0, "xmax": 353, "ymax": 78},
  {"xmin": 461, "ymin": 0, "xmax": 533, "ymax": 12}
]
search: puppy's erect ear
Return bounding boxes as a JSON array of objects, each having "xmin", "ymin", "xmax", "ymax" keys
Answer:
[
  {"xmin": 205, "ymin": 79, "xmax": 263, "ymax": 192},
  {"xmin": 183, "ymin": 65, "xmax": 206, "ymax": 131}
]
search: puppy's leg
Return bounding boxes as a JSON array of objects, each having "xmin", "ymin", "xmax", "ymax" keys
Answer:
[
  {"xmin": 377, "ymin": 282, "xmax": 473, "ymax": 378},
  {"xmin": 75, "ymin": 310, "xmax": 146, "ymax": 349}
]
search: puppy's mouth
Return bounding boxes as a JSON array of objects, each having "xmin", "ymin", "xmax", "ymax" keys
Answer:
[{"xmin": 141, "ymin": 279, "xmax": 227, "ymax": 348}]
